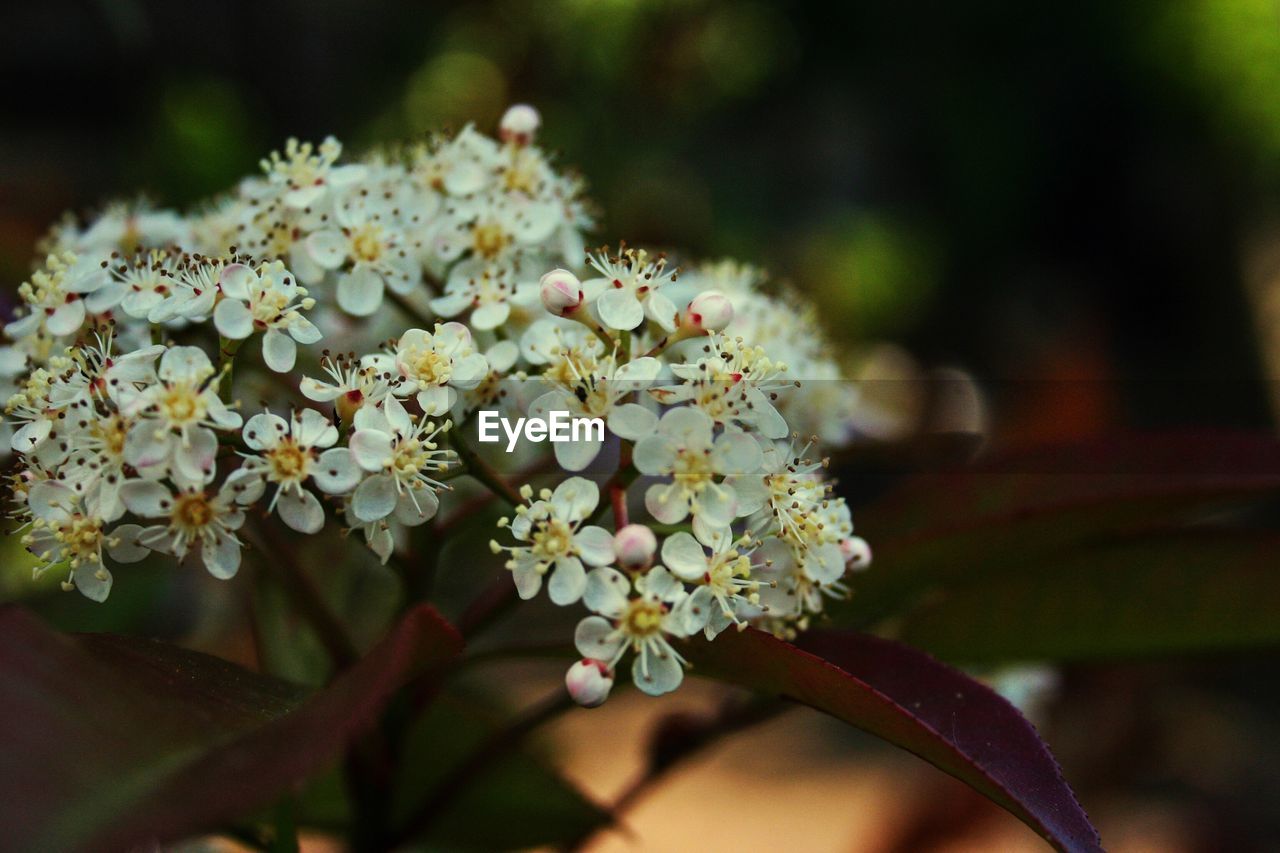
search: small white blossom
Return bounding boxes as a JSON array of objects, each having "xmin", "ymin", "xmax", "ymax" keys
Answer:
[
  {"xmin": 348, "ymin": 397, "xmax": 454, "ymax": 525},
  {"xmin": 491, "ymin": 477, "xmax": 614, "ymax": 605},
  {"xmin": 575, "ymin": 566, "xmax": 690, "ymax": 697},
  {"xmin": 213, "ymin": 261, "xmax": 321, "ymax": 373}
]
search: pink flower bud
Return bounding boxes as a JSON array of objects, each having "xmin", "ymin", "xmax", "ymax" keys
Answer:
[
  {"xmin": 684, "ymin": 290, "xmax": 734, "ymax": 331},
  {"xmin": 539, "ymin": 269, "xmax": 584, "ymax": 316},
  {"xmin": 499, "ymin": 104, "xmax": 541, "ymax": 145},
  {"xmin": 842, "ymin": 535, "xmax": 872, "ymax": 571},
  {"xmin": 566, "ymin": 659, "xmax": 614, "ymax": 708},
  {"xmin": 613, "ymin": 523, "xmax": 657, "ymax": 568}
]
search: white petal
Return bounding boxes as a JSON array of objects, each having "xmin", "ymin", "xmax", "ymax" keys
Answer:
[
  {"xmin": 661, "ymin": 531, "xmax": 708, "ymax": 581},
  {"xmin": 471, "ymin": 301, "xmax": 509, "ymax": 330},
  {"xmin": 218, "ymin": 263, "xmax": 256, "ymax": 300},
  {"xmin": 107, "ymin": 524, "xmax": 151, "ymax": 563},
  {"xmin": 119, "ymin": 480, "xmax": 172, "ymax": 517},
  {"xmin": 244, "ymin": 413, "xmax": 288, "ymax": 451},
  {"xmin": 550, "ymin": 476, "xmax": 599, "ymax": 521},
  {"xmin": 306, "ymin": 230, "xmax": 349, "ymax": 269},
  {"xmin": 548, "ymin": 556, "xmax": 587, "ymax": 605},
  {"xmin": 596, "ymin": 289, "xmax": 644, "ymax": 331},
  {"xmin": 350, "ymin": 429, "xmax": 394, "ymax": 471},
  {"xmin": 644, "ymin": 482, "xmax": 688, "ymax": 524},
  {"xmin": 313, "ymin": 448, "xmax": 361, "ymax": 494},
  {"xmin": 607, "ymin": 403, "xmax": 657, "ymax": 441},
  {"xmin": 336, "ymin": 268, "xmax": 384, "ymax": 316},
  {"xmin": 352, "ymin": 473, "xmax": 397, "ymax": 521},
  {"xmin": 633, "ymin": 647, "xmax": 683, "ymax": 696},
  {"xmin": 553, "ymin": 436, "xmax": 602, "ymax": 472},
  {"xmin": 47, "ymin": 299, "xmax": 86, "ymax": 336},
  {"xmin": 574, "ymin": 615, "xmax": 623, "ymax": 659},
  {"xmin": 73, "ymin": 563, "xmax": 112, "ymax": 602},
  {"xmin": 632, "ymin": 435, "xmax": 675, "ymax": 475},
  {"xmin": 278, "ymin": 489, "xmax": 325, "ymax": 534},
  {"xmin": 262, "ymin": 329, "xmax": 297, "ymax": 373},
  {"xmin": 296, "ymin": 408, "xmax": 338, "ymax": 448},
  {"xmin": 174, "ymin": 428, "xmax": 218, "ymax": 483},
  {"xmin": 573, "ymin": 526, "xmax": 615, "ymax": 567},
  {"xmin": 202, "ymin": 531, "xmax": 242, "ymax": 579},
  {"xmin": 583, "ymin": 566, "xmax": 630, "ymax": 617},
  {"xmin": 288, "ymin": 316, "xmax": 323, "ymax": 345},
  {"xmin": 393, "ymin": 487, "xmax": 439, "ymax": 526},
  {"xmin": 712, "ymin": 431, "xmax": 764, "ymax": 475}
]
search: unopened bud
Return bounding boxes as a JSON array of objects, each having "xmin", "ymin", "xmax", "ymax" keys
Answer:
[
  {"xmin": 566, "ymin": 659, "xmax": 614, "ymax": 708},
  {"xmin": 500, "ymin": 104, "xmax": 541, "ymax": 145},
  {"xmin": 684, "ymin": 290, "xmax": 734, "ymax": 332},
  {"xmin": 613, "ymin": 523, "xmax": 657, "ymax": 569},
  {"xmin": 843, "ymin": 535, "xmax": 872, "ymax": 571},
  {"xmin": 539, "ymin": 269, "xmax": 584, "ymax": 316}
]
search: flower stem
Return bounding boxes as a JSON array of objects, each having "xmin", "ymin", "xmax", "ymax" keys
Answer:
[{"xmin": 217, "ymin": 336, "xmax": 242, "ymax": 403}]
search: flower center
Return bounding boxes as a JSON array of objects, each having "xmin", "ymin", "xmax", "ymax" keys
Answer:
[
  {"xmin": 160, "ymin": 384, "xmax": 206, "ymax": 426},
  {"xmin": 532, "ymin": 518, "xmax": 573, "ymax": 560},
  {"xmin": 472, "ymin": 223, "xmax": 509, "ymax": 259},
  {"xmin": 350, "ymin": 224, "xmax": 386, "ymax": 263},
  {"xmin": 92, "ymin": 415, "xmax": 128, "ymax": 458},
  {"xmin": 672, "ymin": 447, "xmax": 714, "ymax": 492},
  {"xmin": 406, "ymin": 346, "xmax": 452, "ymax": 386},
  {"xmin": 172, "ymin": 492, "xmax": 215, "ymax": 532},
  {"xmin": 623, "ymin": 598, "xmax": 665, "ymax": 637},
  {"xmin": 56, "ymin": 515, "xmax": 104, "ymax": 565},
  {"xmin": 393, "ymin": 437, "xmax": 431, "ymax": 479},
  {"xmin": 268, "ymin": 438, "xmax": 311, "ymax": 483}
]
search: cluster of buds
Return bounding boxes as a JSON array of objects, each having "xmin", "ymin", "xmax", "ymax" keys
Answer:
[{"xmin": 3, "ymin": 105, "xmax": 871, "ymax": 706}]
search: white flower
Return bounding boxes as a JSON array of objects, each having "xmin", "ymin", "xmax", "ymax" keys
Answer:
[
  {"xmin": 490, "ymin": 477, "xmax": 614, "ymax": 605},
  {"xmin": 20, "ymin": 481, "xmax": 146, "ymax": 602},
  {"xmin": 4, "ymin": 253, "xmax": 97, "ymax": 342},
  {"xmin": 731, "ymin": 444, "xmax": 849, "ymax": 582},
  {"xmin": 411, "ymin": 124, "xmax": 501, "ymax": 198},
  {"xmin": 575, "ymin": 565, "xmax": 690, "ymax": 697},
  {"xmin": 300, "ymin": 351, "xmax": 394, "ymax": 422},
  {"xmin": 653, "ymin": 333, "xmax": 789, "ymax": 439},
  {"xmin": 662, "ymin": 530, "xmax": 761, "ymax": 638},
  {"xmin": 213, "ymin": 261, "xmax": 321, "ymax": 373},
  {"xmin": 348, "ymin": 397, "xmax": 454, "ymax": 525},
  {"xmin": 260, "ymin": 136, "xmax": 367, "ymax": 209},
  {"xmin": 583, "ymin": 246, "xmax": 679, "ymax": 333},
  {"xmin": 120, "ymin": 345, "xmax": 242, "ymax": 482},
  {"xmin": 429, "ymin": 260, "xmax": 529, "ymax": 330},
  {"xmin": 118, "ymin": 477, "xmax": 247, "ymax": 579},
  {"xmin": 305, "ymin": 191, "xmax": 419, "ymax": 316},
  {"xmin": 565, "ymin": 658, "xmax": 614, "ymax": 708},
  {"xmin": 392, "ymin": 323, "xmax": 489, "ymax": 416},
  {"xmin": 527, "ymin": 353, "xmax": 662, "ymax": 471},
  {"xmin": 227, "ymin": 408, "xmax": 359, "ymax": 533},
  {"xmin": 633, "ymin": 406, "xmax": 763, "ymax": 540}
]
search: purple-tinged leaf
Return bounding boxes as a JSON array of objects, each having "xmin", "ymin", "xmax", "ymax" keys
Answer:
[
  {"xmin": 686, "ymin": 627, "xmax": 1102, "ymax": 853},
  {"xmin": 0, "ymin": 603, "xmax": 463, "ymax": 852},
  {"xmin": 837, "ymin": 432, "xmax": 1280, "ymax": 625}
]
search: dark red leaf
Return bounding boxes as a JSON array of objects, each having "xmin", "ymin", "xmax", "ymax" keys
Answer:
[
  {"xmin": 0, "ymin": 603, "xmax": 462, "ymax": 852},
  {"xmin": 686, "ymin": 627, "xmax": 1102, "ymax": 853},
  {"xmin": 839, "ymin": 432, "xmax": 1280, "ymax": 625}
]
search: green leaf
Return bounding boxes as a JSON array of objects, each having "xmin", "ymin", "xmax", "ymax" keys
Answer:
[
  {"xmin": 893, "ymin": 530, "xmax": 1280, "ymax": 661},
  {"xmin": 0, "ymin": 603, "xmax": 462, "ymax": 851},
  {"xmin": 687, "ymin": 628, "xmax": 1103, "ymax": 853}
]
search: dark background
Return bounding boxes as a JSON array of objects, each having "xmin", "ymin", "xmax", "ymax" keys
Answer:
[{"xmin": 4, "ymin": 2, "xmax": 1280, "ymax": 848}]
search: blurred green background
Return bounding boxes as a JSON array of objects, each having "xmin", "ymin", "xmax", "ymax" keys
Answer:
[
  {"xmin": 5, "ymin": 0, "xmax": 1280, "ymax": 432},
  {"xmin": 5, "ymin": 1, "xmax": 1280, "ymax": 849}
]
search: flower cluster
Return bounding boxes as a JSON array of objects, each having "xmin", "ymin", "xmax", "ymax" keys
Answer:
[{"xmin": 3, "ymin": 105, "xmax": 871, "ymax": 706}]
